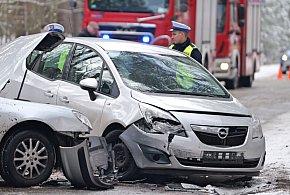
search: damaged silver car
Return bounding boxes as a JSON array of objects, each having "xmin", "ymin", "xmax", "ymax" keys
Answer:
[
  {"xmin": 0, "ymin": 97, "xmax": 115, "ymax": 188},
  {"xmin": 0, "ymin": 32, "xmax": 265, "ymax": 182}
]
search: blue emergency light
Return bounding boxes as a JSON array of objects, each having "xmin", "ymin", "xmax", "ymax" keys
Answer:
[
  {"xmin": 102, "ymin": 34, "xmax": 110, "ymax": 39},
  {"xmin": 142, "ymin": 36, "xmax": 150, "ymax": 43}
]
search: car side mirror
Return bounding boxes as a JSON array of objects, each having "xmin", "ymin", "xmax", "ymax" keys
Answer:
[{"xmin": 80, "ymin": 78, "xmax": 98, "ymax": 101}]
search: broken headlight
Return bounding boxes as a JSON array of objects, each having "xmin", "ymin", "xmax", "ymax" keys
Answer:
[
  {"xmin": 135, "ymin": 103, "xmax": 186, "ymax": 137},
  {"xmin": 252, "ymin": 115, "xmax": 263, "ymax": 139}
]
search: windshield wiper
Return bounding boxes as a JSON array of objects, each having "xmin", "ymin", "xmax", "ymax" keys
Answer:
[{"xmin": 137, "ymin": 14, "xmax": 165, "ymax": 22}]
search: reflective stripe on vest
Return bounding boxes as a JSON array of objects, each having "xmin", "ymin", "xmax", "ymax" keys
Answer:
[{"xmin": 169, "ymin": 44, "xmax": 198, "ymax": 57}]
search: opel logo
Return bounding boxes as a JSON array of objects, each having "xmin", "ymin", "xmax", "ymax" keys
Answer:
[{"xmin": 217, "ymin": 128, "xmax": 228, "ymax": 139}]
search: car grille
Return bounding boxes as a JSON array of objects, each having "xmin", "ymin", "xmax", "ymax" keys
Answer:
[
  {"xmin": 193, "ymin": 126, "xmax": 248, "ymax": 147},
  {"xmin": 177, "ymin": 158, "xmax": 260, "ymax": 168}
]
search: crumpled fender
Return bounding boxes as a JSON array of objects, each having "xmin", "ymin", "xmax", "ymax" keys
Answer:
[{"xmin": 59, "ymin": 136, "xmax": 117, "ymax": 189}]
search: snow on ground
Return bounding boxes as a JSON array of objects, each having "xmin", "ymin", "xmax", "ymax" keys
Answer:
[{"xmin": 255, "ymin": 64, "xmax": 280, "ymax": 79}]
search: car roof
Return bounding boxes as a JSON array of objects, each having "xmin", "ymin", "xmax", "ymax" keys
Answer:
[{"xmin": 64, "ymin": 37, "xmax": 184, "ymax": 56}]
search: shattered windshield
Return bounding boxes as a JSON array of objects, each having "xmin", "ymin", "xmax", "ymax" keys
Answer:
[
  {"xmin": 109, "ymin": 51, "xmax": 229, "ymax": 98},
  {"xmin": 88, "ymin": 0, "xmax": 169, "ymax": 14}
]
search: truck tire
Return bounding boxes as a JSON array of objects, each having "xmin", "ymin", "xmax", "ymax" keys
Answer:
[
  {"xmin": 105, "ymin": 130, "xmax": 138, "ymax": 181},
  {"xmin": 225, "ymin": 72, "xmax": 239, "ymax": 89},
  {"xmin": 0, "ymin": 130, "xmax": 55, "ymax": 187},
  {"xmin": 241, "ymin": 75, "xmax": 253, "ymax": 87}
]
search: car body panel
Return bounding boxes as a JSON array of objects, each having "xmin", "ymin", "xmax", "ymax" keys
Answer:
[
  {"xmin": 0, "ymin": 97, "xmax": 90, "ymax": 143},
  {"xmin": 60, "ymin": 136, "xmax": 116, "ymax": 189},
  {"xmin": 131, "ymin": 90, "xmax": 251, "ymax": 116},
  {"xmin": 120, "ymin": 124, "xmax": 265, "ymax": 175},
  {"xmin": 0, "ymin": 32, "xmax": 64, "ymax": 91}
]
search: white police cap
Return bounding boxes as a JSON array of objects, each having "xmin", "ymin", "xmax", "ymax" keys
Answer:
[
  {"xmin": 169, "ymin": 21, "xmax": 191, "ymax": 32},
  {"xmin": 44, "ymin": 23, "xmax": 64, "ymax": 33}
]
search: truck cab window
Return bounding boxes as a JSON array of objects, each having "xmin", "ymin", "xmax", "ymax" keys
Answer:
[
  {"xmin": 217, "ymin": 0, "xmax": 226, "ymax": 33},
  {"xmin": 89, "ymin": 0, "xmax": 169, "ymax": 14},
  {"xmin": 230, "ymin": 2, "xmax": 237, "ymax": 26}
]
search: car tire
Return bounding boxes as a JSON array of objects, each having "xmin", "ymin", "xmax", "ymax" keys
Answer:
[
  {"xmin": 0, "ymin": 130, "xmax": 55, "ymax": 187},
  {"xmin": 105, "ymin": 130, "xmax": 138, "ymax": 181}
]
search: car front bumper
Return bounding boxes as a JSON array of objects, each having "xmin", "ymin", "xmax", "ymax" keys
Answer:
[{"xmin": 120, "ymin": 124, "xmax": 266, "ymax": 178}]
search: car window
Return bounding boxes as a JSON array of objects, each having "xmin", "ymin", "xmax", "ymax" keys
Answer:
[
  {"xmin": 109, "ymin": 51, "xmax": 229, "ymax": 98},
  {"xmin": 67, "ymin": 45, "xmax": 103, "ymax": 84},
  {"xmin": 67, "ymin": 45, "xmax": 118, "ymax": 97},
  {"xmin": 27, "ymin": 43, "xmax": 72, "ymax": 80},
  {"xmin": 100, "ymin": 64, "xmax": 118, "ymax": 96}
]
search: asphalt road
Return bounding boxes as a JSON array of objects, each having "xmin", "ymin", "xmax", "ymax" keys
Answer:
[{"xmin": 1, "ymin": 71, "xmax": 289, "ymax": 194}]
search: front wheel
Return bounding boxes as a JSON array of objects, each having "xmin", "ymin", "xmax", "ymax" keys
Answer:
[
  {"xmin": 105, "ymin": 130, "xmax": 138, "ymax": 180},
  {"xmin": 240, "ymin": 75, "xmax": 253, "ymax": 87},
  {"xmin": 225, "ymin": 72, "xmax": 239, "ymax": 89},
  {"xmin": 0, "ymin": 130, "xmax": 55, "ymax": 187}
]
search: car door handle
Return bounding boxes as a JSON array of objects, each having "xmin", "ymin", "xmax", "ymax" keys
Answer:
[
  {"xmin": 59, "ymin": 96, "xmax": 69, "ymax": 103},
  {"xmin": 44, "ymin": 90, "xmax": 54, "ymax": 98}
]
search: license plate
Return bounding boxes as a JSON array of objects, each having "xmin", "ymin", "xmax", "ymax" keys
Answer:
[{"xmin": 202, "ymin": 151, "xmax": 244, "ymax": 163}]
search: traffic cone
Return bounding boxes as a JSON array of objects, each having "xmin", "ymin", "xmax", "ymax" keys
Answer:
[
  {"xmin": 277, "ymin": 66, "xmax": 283, "ymax": 79},
  {"xmin": 288, "ymin": 66, "xmax": 290, "ymax": 79}
]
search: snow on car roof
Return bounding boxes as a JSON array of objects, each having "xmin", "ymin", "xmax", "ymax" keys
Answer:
[{"xmin": 65, "ymin": 37, "xmax": 185, "ymax": 56}]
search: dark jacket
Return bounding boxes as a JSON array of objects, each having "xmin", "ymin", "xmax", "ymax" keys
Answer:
[
  {"xmin": 170, "ymin": 38, "xmax": 202, "ymax": 64},
  {"xmin": 78, "ymin": 28, "xmax": 97, "ymax": 37}
]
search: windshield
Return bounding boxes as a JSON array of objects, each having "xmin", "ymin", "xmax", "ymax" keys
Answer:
[
  {"xmin": 109, "ymin": 51, "xmax": 229, "ymax": 98},
  {"xmin": 216, "ymin": 0, "xmax": 226, "ymax": 33},
  {"xmin": 88, "ymin": 0, "xmax": 169, "ymax": 14}
]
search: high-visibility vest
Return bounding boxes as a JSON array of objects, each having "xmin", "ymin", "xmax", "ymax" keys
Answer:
[{"xmin": 169, "ymin": 44, "xmax": 199, "ymax": 57}]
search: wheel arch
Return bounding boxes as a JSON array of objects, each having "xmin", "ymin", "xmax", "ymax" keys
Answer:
[
  {"xmin": 232, "ymin": 49, "xmax": 240, "ymax": 76},
  {"xmin": 101, "ymin": 122, "xmax": 126, "ymax": 137},
  {"xmin": 0, "ymin": 120, "xmax": 59, "ymax": 155}
]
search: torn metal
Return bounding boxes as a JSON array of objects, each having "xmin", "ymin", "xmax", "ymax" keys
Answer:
[{"xmin": 60, "ymin": 136, "xmax": 118, "ymax": 189}]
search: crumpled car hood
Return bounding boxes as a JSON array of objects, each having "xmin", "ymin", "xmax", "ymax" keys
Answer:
[
  {"xmin": 0, "ymin": 33, "xmax": 48, "ymax": 90},
  {"xmin": 0, "ymin": 32, "xmax": 64, "ymax": 90},
  {"xmin": 131, "ymin": 90, "xmax": 251, "ymax": 116}
]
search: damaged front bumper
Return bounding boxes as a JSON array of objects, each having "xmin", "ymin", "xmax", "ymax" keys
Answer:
[
  {"xmin": 120, "ymin": 124, "xmax": 266, "ymax": 179},
  {"xmin": 59, "ymin": 136, "xmax": 117, "ymax": 189}
]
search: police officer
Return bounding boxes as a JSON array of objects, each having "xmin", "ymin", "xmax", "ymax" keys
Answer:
[
  {"xmin": 169, "ymin": 21, "xmax": 202, "ymax": 64},
  {"xmin": 78, "ymin": 21, "xmax": 99, "ymax": 37}
]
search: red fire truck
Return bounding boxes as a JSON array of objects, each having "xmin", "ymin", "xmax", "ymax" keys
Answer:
[
  {"xmin": 214, "ymin": 0, "xmax": 262, "ymax": 89},
  {"xmin": 82, "ymin": 0, "xmax": 217, "ymax": 72}
]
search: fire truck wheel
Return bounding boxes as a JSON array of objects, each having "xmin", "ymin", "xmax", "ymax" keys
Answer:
[
  {"xmin": 241, "ymin": 75, "xmax": 253, "ymax": 87},
  {"xmin": 225, "ymin": 74, "xmax": 239, "ymax": 89}
]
